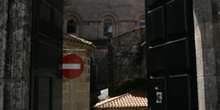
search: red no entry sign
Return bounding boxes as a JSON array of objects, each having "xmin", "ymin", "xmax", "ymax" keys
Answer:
[{"xmin": 62, "ymin": 54, "xmax": 84, "ymax": 79}]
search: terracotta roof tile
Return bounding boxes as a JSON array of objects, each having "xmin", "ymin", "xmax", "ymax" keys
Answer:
[
  {"xmin": 140, "ymin": 41, "xmax": 146, "ymax": 47},
  {"xmin": 94, "ymin": 89, "xmax": 148, "ymax": 109},
  {"xmin": 63, "ymin": 34, "xmax": 95, "ymax": 48}
]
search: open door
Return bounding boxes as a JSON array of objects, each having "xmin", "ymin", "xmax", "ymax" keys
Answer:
[
  {"xmin": 145, "ymin": 0, "xmax": 198, "ymax": 109},
  {"xmin": 30, "ymin": 0, "xmax": 63, "ymax": 109}
]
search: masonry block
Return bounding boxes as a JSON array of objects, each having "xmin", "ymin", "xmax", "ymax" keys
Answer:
[
  {"xmin": 0, "ymin": 81, "xmax": 5, "ymax": 110},
  {"xmin": 202, "ymin": 48, "xmax": 216, "ymax": 76},
  {"xmin": 204, "ymin": 76, "xmax": 218, "ymax": 110}
]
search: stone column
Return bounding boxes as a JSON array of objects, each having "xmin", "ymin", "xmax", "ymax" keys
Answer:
[
  {"xmin": 0, "ymin": 0, "xmax": 32, "ymax": 110},
  {"xmin": 193, "ymin": 0, "xmax": 220, "ymax": 109}
]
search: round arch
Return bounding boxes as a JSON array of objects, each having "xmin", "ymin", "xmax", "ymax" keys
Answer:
[
  {"xmin": 136, "ymin": 14, "xmax": 145, "ymax": 27},
  {"xmin": 97, "ymin": 12, "xmax": 119, "ymax": 22},
  {"xmin": 63, "ymin": 12, "xmax": 82, "ymax": 36},
  {"xmin": 98, "ymin": 13, "xmax": 119, "ymax": 38}
]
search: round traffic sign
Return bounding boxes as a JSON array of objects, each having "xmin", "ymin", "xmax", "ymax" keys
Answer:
[{"xmin": 62, "ymin": 54, "xmax": 84, "ymax": 79}]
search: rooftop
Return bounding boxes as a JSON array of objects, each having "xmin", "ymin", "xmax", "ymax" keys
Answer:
[
  {"xmin": 63, "ymin": 34, "xmax": 95, "ymax": 48},
  {"xmin": 94, "ymin": 89, "xmax": 148, "ymax": 109}
]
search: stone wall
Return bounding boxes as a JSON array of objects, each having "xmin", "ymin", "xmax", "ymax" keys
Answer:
[
  {"xmin": 91, "ymin": 50, "xmax": 109, "ymax": 84},
  {"xmin": 63, "ymin": 36, "xmax": 95, "ymax": 110},
  {"xmin": 0, "ymin": 0, "xmax": 31, "ymax": 110},
  {"xmin": 64, "ymin": 1, "xmax": 145, "ymax": 97},
  {"xmin": 62, "ymin": 52, "xmax": 91, "ymax": 110},
  {"xmin": 109, "ymin": 27, "xmax": 146, "ymax": 96},
  {"xmin": 193, "ymin": 0, "xmax": 220, "ymax": 109},
  {"xmin": 64, "ymin": 0, "xmax": 145, "ymax": 40}
]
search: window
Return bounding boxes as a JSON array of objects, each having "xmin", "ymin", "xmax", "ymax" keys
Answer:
[
  {"xmin": 104, "ymin": 19, "xmax": 113, "ymax": 37},
  {"xmin": 67, "ymin": 20, "xmax": 76, "ymax": 33},
  {"xmin": 140, "ymin": 18, "xmax": 145, "ymax": 27}
]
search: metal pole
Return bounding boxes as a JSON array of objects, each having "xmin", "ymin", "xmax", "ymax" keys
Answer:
[
  {"xmin": 70, "ymin": 79, "xmax": 74, "ymax": 110},
  {"xmin": 63, "ymin": 49, "xmax": 85, "ymax": 110}
]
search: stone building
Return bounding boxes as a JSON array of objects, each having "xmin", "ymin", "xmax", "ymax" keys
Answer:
[
  {"xmin": 63, "ymin": 0, "xmax": 145, "ymax": 84},
  {"xmin": 108, "ymin": 27, "xmax": 146, "ymax": 96},
  {"xmin": 63, "ymin": 0, "xmax": 145, "ymax": 108},
  {"xmin": 63, "ymin": 34, "xmax": 95, "ymax": 110},
  {"xmin": 0, "ymin": 0, "xmax": 220, "ymax": 110}
]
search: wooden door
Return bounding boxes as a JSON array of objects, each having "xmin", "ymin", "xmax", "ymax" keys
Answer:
[
  {"xmin": 31, "ymin": 0, "xmax": 63, "ymax": 109},
  {"xmin": 145, "ymin": 0, "xmax": 198, "ymax": 109}
]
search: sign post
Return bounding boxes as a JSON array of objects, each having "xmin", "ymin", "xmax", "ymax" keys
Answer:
[{"xmin": 62, "ymin": 54, "xmax": 84, "ymax": 79}]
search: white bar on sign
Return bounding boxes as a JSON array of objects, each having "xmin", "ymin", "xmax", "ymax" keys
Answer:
[{"xmin": 63, "ymin": 64, "xmax": 81, "ymax": 69}]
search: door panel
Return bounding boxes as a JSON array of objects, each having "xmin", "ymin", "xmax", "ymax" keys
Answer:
[
  {"xmin": 168, "ymin": 74, "xmax": 189, "ymax": 110},
  {"xmin": 53, "ymin": 10, "xmax": 63, "ymax": 42},
  {"xmin": 52, "ymin": 79, "xmax": 62, "ymax": 110},
  {"xmin": 146, "ymin": 0, "xmax": 198, "ymax": 109},
  {"xmin": 149, "ymin": 38, "xmax": 188, "ymax": 73},
  {"xmin": 148, "ymin": 77, "xmax": 166, "ymax": 110},
  {"xmin": 39, "ymin": 0, "xmax": 51, "ymax": 37},
  {"xmin": 149, "ymin": 44, "xmax": 169, "ymax": 73},
  {"xmin": 148, "ymin": 7, "xmax": 164, "ymax": 42},
  {"xmin": 166, "ymin": 0, "xmax": 187, "ymax": 36},
  {"xmin": 149, "ymin": 0, "xmax": 160, "ymax": 5},
  {"xmin": 166, "ymin": 39, "xmax": 188, "ymax": 71},
  {"xmin": 37, "ymin": 77, "xmax": 50, "ymax": 110},
  {"xmin": 31, "ymin": 0, "xmax": 63, "ymax": 109},
  {"xmin": 37, "ymin": 40, "xmax": 61, "ymax": 71},
  {"xmin": 51, "ymin": 0, "xmax": 63, "ymax": 10}
]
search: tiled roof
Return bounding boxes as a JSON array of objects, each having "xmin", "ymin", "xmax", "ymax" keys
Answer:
[
  {"xmin": 94, "ymin": 89, "xmax": 148, "ymax": 109},
  {"xmin": 140, "ymin": 41, "xmax": 146, "ymax": 47},
  {"xmin": 63, "ymin": 34, "xmax": 95, "ymax": 48}
]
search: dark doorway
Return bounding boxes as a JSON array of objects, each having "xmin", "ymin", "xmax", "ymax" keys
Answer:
[
  {"xmin": 145, "ymin": 0, "xmax": 198, "ymax": 109},
  {"xmin": 30, "ymin": 0, "xmax": 63, "ymax": 109}
]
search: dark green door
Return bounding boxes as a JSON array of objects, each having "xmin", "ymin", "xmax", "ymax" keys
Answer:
[
  {"xmin": 145, "ymin": 0, "xmax": 198, "ymax": 109},
  {"xmin": 31, "ymin": 0, "xmax": 63, "ymax": 109}
]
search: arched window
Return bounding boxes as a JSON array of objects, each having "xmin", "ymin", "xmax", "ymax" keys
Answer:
[
  {"xmin": 67, "ymin": 20, "xmax": 76, "ymax": 33},
  {"xmin": 104, "ymin": 19, "xmax": 113, "ymax": 37},
  {"xmin": 140, "ymin": 18, "xmax": 145, "ymax": 27}
]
